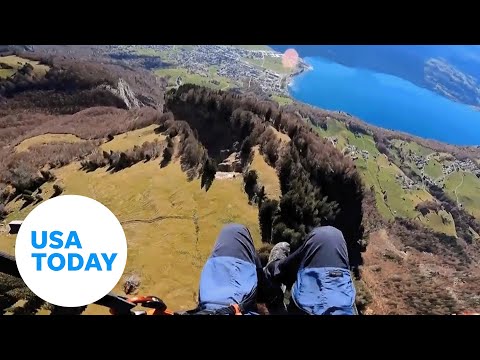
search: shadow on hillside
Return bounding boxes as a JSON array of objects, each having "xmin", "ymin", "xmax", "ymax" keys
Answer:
[
  {"xmin": 20, "ymin": 198, "xmax": 34, "ymax": 210},
  {"xmin": 200, "ymin": 171, "xmax": 214, "ymax": 192},
  {"xmin": 160, "ymin": 157, "xmax": 171, "ymax": 168}
]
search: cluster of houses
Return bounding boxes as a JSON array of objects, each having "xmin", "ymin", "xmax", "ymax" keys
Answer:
[
  {"xmin": 173, "ymin": 45, "xmax": 288, "ymax": 94},
  {"xmin": 404, "ymin": 150, "xmax": 480, "ymax": 187},
  {"xmin": 395, "ymin": 174, "xmax": 417, "ymax": 190},
  {"xmin": 410, "ymin": 153, "xmax": 428, "ymax": 171},
  {"xmin": 442, "ymin": 158, "xmax": 480, "ymax": 177},
  {"xmin": 114, "ymin": 45, "xmax": 296, "ymax": 96},
  {"xmin": 344, "ymin": 144, "xmax": 370, "ymax": 161}
]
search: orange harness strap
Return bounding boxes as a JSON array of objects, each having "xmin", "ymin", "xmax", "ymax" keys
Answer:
[
  {"xmin": 230, "ymin": 303, "xmax": 243, "ymax": 315},
  {"xmin": 146, "ymin": 308, "xmax": 175, "ymax": 315}
]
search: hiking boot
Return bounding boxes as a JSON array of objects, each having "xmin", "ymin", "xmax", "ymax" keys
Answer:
[
  {"xmin": 267, "ymin": 242, "xmax": 290, "ymax": 265},
  {"xmin": 264, "ymin": 242, "xmax": 290, "ymax": 314}
]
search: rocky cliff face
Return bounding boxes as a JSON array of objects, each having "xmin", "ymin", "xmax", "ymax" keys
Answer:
[{"xmin": 102, "ymin": 78, "xmax": 143, "ymax": 109}]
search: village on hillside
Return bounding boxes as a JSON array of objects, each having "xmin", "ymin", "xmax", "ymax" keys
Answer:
[
  {"xmin": 110, "ymin": 45, "xmax": 310, "ymax": 96},
  {"xmin": 329, "ymin": 136, "xmax": 480, "ymax": 192}
]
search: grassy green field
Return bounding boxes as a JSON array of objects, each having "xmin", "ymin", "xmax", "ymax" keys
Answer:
[
  {"xmin": 0, "ymin": 55, "xmax": 49, "ymax": 79},
  {"xmin": 0, "ymin": 159, "xmax": 261, "ymax": 314},
  {"xmin": 101, "ymin": 125, "xmax": 162, "ymax": 152},
  {"xmin": 233, "ymin": 45, "xmax": 272, "ymax": 51},
  {"xmin": 154, "ymin": 67, "xmax": 234, "ymax": 90},
  {"xmin": 389, "ymin": 140, "xmax": 425, "ymax": 178},
  {"xmin": 250, "ymin": 147, "xmax": 281, "ymax": 200},
  {"xmin": 444, "ymin": 171, "xmax": 480, "ymax": 220},
  {"xmin": 393, "ymin": 140, "xmax": 433, "ymax": 158},
  {"xmin": 316, "ymin": 117, "xmax": 377, "ymax": 154},
  {"xmin": 243, "ymin": 56, "xmax": 290, "ymax": 74},
  {"xmin": 357, "ymin": 154, "xmax": 435, "ymax": 220},
  {"xmin": 269, "ymin": 125, "xmax": 290, "ymax": 143},
  {"xmin": 134, "ymin": 46, "xmax": 195, "ymax": 62},
  {"xmin": 358, "ymin": 135, "xmax": 480, "ymax": 235},
  {"xmin": 0, "ymin": 69, "xmax": 15, "ymax": 78},
  {"xmin": 134, "ymin": 47, "xmax": 164, "ymax": 57},
  {"xmin": 271, "ymin": 94, "xmax": 293, "ymax": 106},
  {"xmin": 417, "ymin": 210, "xmax": 457, "ymax": 237},
  {"xmin": 424, "ymin": 158, "xmax": 443, "ymax": 179},
  {"xmin": 315, "ymin": 117, "xmax": 349, "ymax": 148},
  {"xmin": 315, "ymin": 118, "xmax": 437, "ymax": 222},
  {"xmin": 389, "ymin": 139, "xmax": 445, "ymax": 181},
  {"xmin": 15, "ymin": 134, "xmax": 84, "ymax": 152}
]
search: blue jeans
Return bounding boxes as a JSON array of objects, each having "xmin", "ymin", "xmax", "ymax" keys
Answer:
[{"xmin": 198, "ymin": 224, "xmax": 356, "ymax": 315}]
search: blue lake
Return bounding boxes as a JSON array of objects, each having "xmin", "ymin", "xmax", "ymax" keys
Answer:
[{"xmin": 289, "ymin": 57, "xmax": 480, "ymax": 146}]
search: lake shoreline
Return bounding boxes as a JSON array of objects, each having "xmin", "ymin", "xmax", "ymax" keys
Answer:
[
  {"xmin": 287, "ymin": 59, "xmax": 313, "ymax": 88},
  {"xmin": 286, "ymin": 56, "xmax": 480, "ymax": 147}
]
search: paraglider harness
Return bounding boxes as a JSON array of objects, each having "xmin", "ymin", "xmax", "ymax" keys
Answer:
[
  {"xmin": 178, "ymin": 288, "xmax": 258, "ymax": 315},
  {"xmin": 96, "ymin": 291, "xmax": 256, "ymax": 315}
]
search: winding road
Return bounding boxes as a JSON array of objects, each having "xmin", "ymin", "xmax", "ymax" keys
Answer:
[{"xmin": 453, "ymin": 173, "xmax": 465, "ymax": 206}]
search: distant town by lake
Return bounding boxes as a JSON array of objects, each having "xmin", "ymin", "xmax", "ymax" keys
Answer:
[{"xmin": 289, "ymin": 57, "xmax": 480, "ymax": 146}]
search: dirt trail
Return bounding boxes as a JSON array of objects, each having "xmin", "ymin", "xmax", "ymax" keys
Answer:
[
  {"xmin": 120, "ymin": 215, "xmax": 191, "ymax": 225},
  {"xmin": 453, "ymin": 173, "xmax": 465, "ymax": 205}
]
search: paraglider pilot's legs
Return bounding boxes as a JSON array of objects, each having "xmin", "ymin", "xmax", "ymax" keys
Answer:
[
  {"xmin": 264, "ymin": 226, "xmax": 357, "ymax": 315},
  {"xmin": 197, "ymin": 223, "xmax": 268, "ymax": 312}
]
